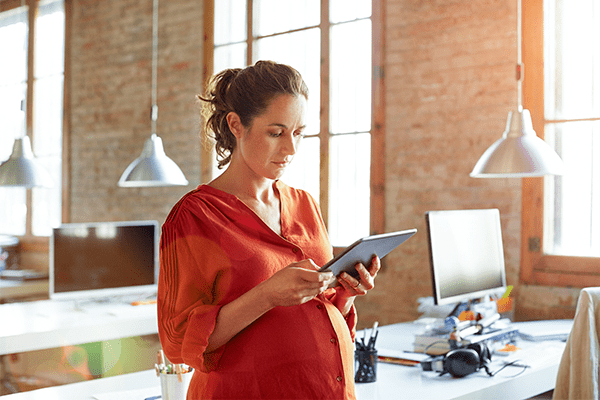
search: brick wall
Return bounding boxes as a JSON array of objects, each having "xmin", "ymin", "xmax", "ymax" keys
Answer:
[
  {"xmin": 66, "ymin": 0, "xmax": 580, "ymax": 327},
  {"xmin": 353, "ymin": 0, "xmax": 580, "ymax": 326},
  {"xmin": 69, "ymin": 0, "xmax": 202, "ymax": 224}
]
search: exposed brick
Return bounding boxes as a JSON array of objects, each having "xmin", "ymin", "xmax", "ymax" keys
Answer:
[{"xmin": 64, "ymin": 0, "xmax": 570, "ymax": 329}]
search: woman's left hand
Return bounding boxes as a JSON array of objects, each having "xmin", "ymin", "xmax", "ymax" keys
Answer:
[{"xmin": 337, "ymin": 255, "xmax": 380, "ymax": 297}]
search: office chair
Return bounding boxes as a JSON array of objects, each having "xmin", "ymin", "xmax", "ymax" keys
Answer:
[{"xmin": 553, "ymin": 287, "xmax": 600, "ymax": 400}]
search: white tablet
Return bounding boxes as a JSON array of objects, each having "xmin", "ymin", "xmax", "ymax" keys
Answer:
[{"xmin": 319, "ymin": 229, "xmax": 417, "ymax": 278}]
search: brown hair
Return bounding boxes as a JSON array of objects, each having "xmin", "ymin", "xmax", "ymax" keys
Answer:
[{"xmin": 199, "ymin": 60, "xmax": 309, "ymax": 169}]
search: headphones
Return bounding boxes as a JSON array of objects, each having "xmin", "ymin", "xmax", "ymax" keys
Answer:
[{"xmin": 421, "ymin": 342, "xmax": 492, "ymax": 378}]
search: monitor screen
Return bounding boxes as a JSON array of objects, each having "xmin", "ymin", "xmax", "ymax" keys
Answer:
[
  {"xmin": 50, "ymin": 220, "xmax": 159, "ymax": 301},
  {"xmin": 425, "ymin": 209, "xmax": 507, "ymax": 306}
]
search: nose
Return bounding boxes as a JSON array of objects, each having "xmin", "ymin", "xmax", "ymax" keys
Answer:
[{"xmin": 281, "ymin": 133, "xmax": 297, "ymax": 158}]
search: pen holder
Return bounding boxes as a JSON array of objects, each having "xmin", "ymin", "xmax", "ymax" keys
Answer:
[
  {"xmin": 355, "ymin": 349, "xmax": 377, "ymax": 383},
  {"xmin": 159, "ymin": 368, "xmax": 193, "ymax": 400}
]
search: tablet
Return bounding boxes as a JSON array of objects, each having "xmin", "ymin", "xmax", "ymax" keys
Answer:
[{"xmin": 319, "ymin": 229, "xmax": 417, "ymax": 278}]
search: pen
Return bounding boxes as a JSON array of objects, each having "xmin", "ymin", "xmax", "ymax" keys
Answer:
[
  {"xmin": 367, "ymin": 321, "xmax": 379, "ymax": 349},
  {"xmin": 175, "ymin": 363, "xmax": 183, "ymax": 382}
]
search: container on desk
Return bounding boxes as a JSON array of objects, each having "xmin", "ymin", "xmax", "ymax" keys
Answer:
[
  {"xmin": 355, "ymin": 349, "xmax": 377, "ymax": 383},
  {"xmin": 159, "ymin": 367, "xmax": 193, "ymax": 400}
]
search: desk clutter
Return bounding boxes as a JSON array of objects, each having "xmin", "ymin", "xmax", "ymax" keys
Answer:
[
  {"xmin": 355, "ymin": 322, "xmax": 379, "ymax": 383},
  {"xmin": 155, "ymin": 350, "xmax": 192, "ymax": 400}
]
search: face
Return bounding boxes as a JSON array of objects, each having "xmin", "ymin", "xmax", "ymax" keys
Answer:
[{"xmin": 228, "ymin": 94, "xmax": 307, "ymax": 181}]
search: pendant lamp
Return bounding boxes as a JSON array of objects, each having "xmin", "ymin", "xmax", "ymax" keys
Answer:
[
  {"xmin": 0, "ymin": 100, "xmax": 53, "ymax": 188},
  {"xmin": 118, "ymin": 0, "xmax": 188, "ymax": 187},
  {"xmin": 470, "ymin": 0, "xmax": 564, "ymax": 178},
  {"xmin": 0, "ymin": 135, "xmax": 54, "ymax": 188}
]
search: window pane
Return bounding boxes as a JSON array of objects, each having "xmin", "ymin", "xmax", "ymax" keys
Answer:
[
  {"xmin": 281, "ymin": 136, "xmax": 320, "ymax": 203},
  {"xmin": 33, "ymin": 76, "xmax": 63, "ymax": 236},
  {"xmin": 330, "ymin": 0, "xmax": 371, "ymax": 23},
  {"xmin": 0, "ymin": 189, "xmax": 26, "ymax": 236},
  {"xmin": 0, "ymin": 85, "xmax": 26, "ymax": 161},
  {"xmin": 0, "ymin": 6, "xmax": 28, "ymax": 85},
  {"xmin": 255, "ymin": 29, "xmax": 321, "ymax": 137},
  {"xmin": 214, "ymin": 43, "xmax": 247, "ymax": 73},
  {"xmin": 214, "ymin": 0, "xmax": 247, "ymax": 45},
  {"xmin": 546, "ymin": 121, "xmax": 600, "ymax": 256},
  {"xmin": 545, "ymin": 0, "xmax": 600, "ymax": 120},
  {"xmin": 35, "ymin": 0, "xmax": 64, "ymax": 78},
  {"xmin": 329, "ymin": 133, "xmax": 370, "ymax": 246},
  {"xmin": 32, "ymin": 158, "xmax": 61, "ymax": 236},
  {"xmin": 330, "ymin": 19, "xmax": 371, "ymax": 134},
  {"xmin": 31, "ymin": 0, "xmax": 64, "ymax": 236},
  {"xmin": 0, "ymin": 7, "xmax": 28, "ymax": 236},
  {"xmin": 254, "ymin": 0, "xmax": 319, "ymax": 37}
]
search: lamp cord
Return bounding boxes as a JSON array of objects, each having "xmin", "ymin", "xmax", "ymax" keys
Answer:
[
  {"xmin": 151, "ymin": 0, "xmax": 159, "ymax": 134},
  {"xmin": 517, "ymin": 0, "xmax": 523, "ymax": 110}
]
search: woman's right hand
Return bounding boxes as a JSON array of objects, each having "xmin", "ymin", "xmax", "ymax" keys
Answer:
[
  {"xmin": 206, "ymin": 259, "xmax": 334, "ymax": 352},
  {"xmin": 258, "ymin": 259, "xmax": 335, "ymax": 308}
]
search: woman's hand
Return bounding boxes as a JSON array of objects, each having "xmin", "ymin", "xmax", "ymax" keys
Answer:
[
  {"xmin": 337, "ymin": 255, "xmax": 380, "ymax": 297},
  {"xmin": 331, "ymin": 256, "xmax": 380, "ymax": 317},
  {"xmin": 258, "ymin": 259, "xmax": 335, "ymax": 308},
  {"xmin": 206, "ymin": 259, "xmax": 333, "ymax": 352}
]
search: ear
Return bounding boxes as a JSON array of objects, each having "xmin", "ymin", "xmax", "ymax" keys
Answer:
[{"xmin": 226, "ymin": 112, "xmax": 244, "ymax": 139}]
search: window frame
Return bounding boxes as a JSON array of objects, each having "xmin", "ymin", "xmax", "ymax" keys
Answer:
[
  {"xmin": 0, "ymin": 0, "xmax": 70, "ymax": 247},
  {"xmin": 520, "ymin": 0, "xmax": 600, "ymax": 287},
  {"xmin": 201, "ymin": 0, "xmax": 386, "ymax": 245}
]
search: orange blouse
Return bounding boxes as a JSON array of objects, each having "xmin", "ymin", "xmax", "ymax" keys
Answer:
[{"xmin": 158, "ymin": 181, "xmax": 357, "ymax": 399}]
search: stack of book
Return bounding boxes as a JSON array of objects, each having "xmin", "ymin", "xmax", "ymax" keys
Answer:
[
  {"xmin": 413, "ymin": 325, "xmax": 520, "ymax": 355},
  {"xmin": 413, "ymin": 332, "xmax": 452, "ymax": 355}
]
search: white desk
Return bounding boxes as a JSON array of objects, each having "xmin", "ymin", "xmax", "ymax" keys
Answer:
[
  {"xmin": 1, "ymin": 321, "xmax": 567, "ymax": 400},
  {"xmin": 0, "ymin": 299, "xmax": 158, "ymax": 355},
  {"xmin": 1, "ymin": 370, "xmax": 160, "ymax": 400},
  {"xmin": 355, "ymin": 322, "xmax": 566, "ymax": 400}
]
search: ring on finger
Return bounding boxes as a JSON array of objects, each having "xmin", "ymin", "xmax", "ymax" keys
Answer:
[{"xmin": 353, "ymin": 281, "xmax": 361, "ymax": 290}]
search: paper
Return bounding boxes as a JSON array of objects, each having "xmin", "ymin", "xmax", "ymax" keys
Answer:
[{"xmin": 516, "ymin": 319, "xmax": 573, "ymax": 341}]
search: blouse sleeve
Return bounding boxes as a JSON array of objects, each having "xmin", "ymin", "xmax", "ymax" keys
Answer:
[{"xmin": 157, "ymin": 211, "xmax": 232, "ymax": 373}]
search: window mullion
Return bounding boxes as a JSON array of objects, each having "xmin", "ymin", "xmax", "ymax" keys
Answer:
[
  {"xmin": 319, "ymin": 0, "xmax": 330, "ymax": 228},
  {"xmin": 247, "ymin": 0, "xmax": 253, "ymax": 65},
  {"xmin": 25, "ymin": 0, "xmax": 38, "ymax": 237}
]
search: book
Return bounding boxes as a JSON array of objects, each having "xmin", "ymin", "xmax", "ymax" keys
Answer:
[{"xmin": 377, "ymin": 348, "xmax": 431, "ymax": 367}]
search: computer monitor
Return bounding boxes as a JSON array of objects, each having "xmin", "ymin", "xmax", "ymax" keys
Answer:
[
  {"xmin": 425, "ymin": 209, "xmax": 507, "ymax": 306},
  {"xmin": 49, "ymin": 220, "xmax": 159, "ymax": 301}
]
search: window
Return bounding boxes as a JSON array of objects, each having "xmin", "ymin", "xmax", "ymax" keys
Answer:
[
  {"xmin": 204, "ymin": 0, "xmax": 384, "ymax": 246},
  {"xmin": 521, "ymin": 0, "xmax": 600, "ymax": 286},
  {"xmin": 0, "ymin": 0, "xmax": 65, "ymax": 237}
]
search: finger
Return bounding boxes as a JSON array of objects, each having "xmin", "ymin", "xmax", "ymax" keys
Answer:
[
  {"xmin": 296, "ymin": 259, "xmax": 320, "ymax": 271},
  {"xmin": 369, "ymin": 256, "xmax": 381, "ymax": 276},
  {"xmin": 340, "ymin": 272, "xmax": 364, "ymax": 293},
  {"xmin": 299, "ymin": 271, "xmax": 334, "ymax": 290},
  {"xmin": 355, "ymin": 263, "xmax": 372, "ymax": 283}
]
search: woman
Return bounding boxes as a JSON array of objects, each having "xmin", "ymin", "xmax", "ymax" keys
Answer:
[{"xmin": 158, "ymin": 60, "xmax": 380, "ymax": 399}]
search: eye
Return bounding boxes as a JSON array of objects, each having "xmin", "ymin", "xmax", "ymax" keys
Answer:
[
  {"xmin": 269, "ymin": 131, "xmax": 283, "ymax": 138},
  {"xmin": 294, "ymin": 129, "xmax": 305, "ymax": 138}
]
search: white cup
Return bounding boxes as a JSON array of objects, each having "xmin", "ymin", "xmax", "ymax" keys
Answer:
[{"xmin": 159, "ymin": 368, "xmax": 193, "ymax": 400}]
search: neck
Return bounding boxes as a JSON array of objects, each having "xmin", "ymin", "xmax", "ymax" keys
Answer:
[{"xmin": 210, "ymin": 160, "xmax": 276, "ymax": 203}]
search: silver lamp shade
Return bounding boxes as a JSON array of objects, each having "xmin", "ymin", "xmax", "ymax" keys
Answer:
[
  {"xmin": 470, "ymin": 108, "xmax": 564, "ymax": 178},
  {"xmin": 118, "ymin": 134, "xmax": 188, "ymax": 187},
  {"xmin": 0, "ymin": 136, "xmax": 53, "ymax": 188}
]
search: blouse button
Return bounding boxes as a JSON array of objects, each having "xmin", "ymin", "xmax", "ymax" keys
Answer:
[
  {"xmin": 336, "ymin": 376, "xmax": 342, "ymax": 382},
  {"xmin": 330, "ymin": 338, "xmax": 337, "ymax": 344},
  {"xmin": 292, "ymin": 248, "xmax": 299, "ymax": 253},
  {"xmin": 317, "ymin": 304, "xmax": 324, "ymax": 310}
]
